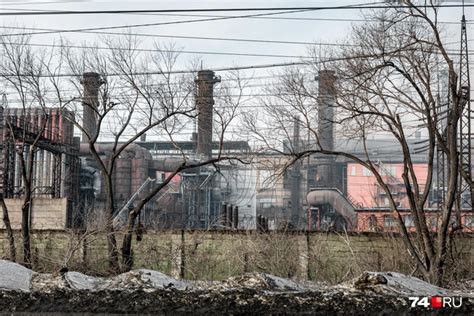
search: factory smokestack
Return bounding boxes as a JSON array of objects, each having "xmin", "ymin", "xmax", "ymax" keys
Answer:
[
  {"xmin": 195, "ymin": 70, "xmax": 220, "ymax": 159},
  {"xmin": 81, "ymin": 72, "xmax": 103, "ymax": 142},
  {"xmin": 315, "ymin": 70, "xmax": 336, "ymax": 187},
  {"xmin": 317, "ymin": 70, "xmax": 336, "ymax": 151}
]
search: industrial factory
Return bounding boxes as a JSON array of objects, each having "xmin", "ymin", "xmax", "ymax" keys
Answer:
[
  {"xmin": 0, "ymin": 69, "xmax": 255, "ymax": 231},
  {"xmin": 0, "ymin": 69, "xmax": 473, "ymax": 233}
]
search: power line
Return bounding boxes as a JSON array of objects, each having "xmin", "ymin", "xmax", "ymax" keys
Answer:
[
  {"xmin": 0, "ymin": 61, "xmax": 311, "ymax": 77},
  {"xmin": 2, "ymin": 3, "xmax": 474, "ymax": 16},
  {"xmin": 4, "ymin": 41, "xmax": 312, "ymax": 59},
  {"xmin": 100, "ymin": 12, "xmax": 467, "ymax": 25},
  {"xmin": 0, "ymin": 1, "xmax": 387, "ymax": 38},
  {"xmin": 0, "ymin": 75, "xmax": 307, "ymax": 95},
  {"xmin": 0, "ymin": 0, "xmax": 90, "ymax": 5},
  {"xmin": 1, "ymin": 7, "xmax": 466, "ymax": 25},
  {"xmin": 0, "ymin": 2, "xmax": 462, "ymax": 39},
  {"xmin": 0, "ymin": 26, "xmax": 331, "ymax": 46},
  {"xmin": 5, "ymin": 37, "xmax": 470, "ymax": 58},
  {"xmin": 0, "ymin": 3, "xmax": 399, "ymax": 17},
  {"xmin": 0, "ymin": 44, "xmax": 468, "ymax": 78},
  {"xmin": 0, "ymin": 9, "xmax": 314, "ymax": 37}
]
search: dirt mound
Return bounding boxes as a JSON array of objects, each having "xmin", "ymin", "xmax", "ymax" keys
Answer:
[
  {"xmin": 0, "ymin": 260, "xmax": 472, "ymax": 314},
  {"xmin": 219, "ymin": 272, "xmax": 311, "ymax": 291}
]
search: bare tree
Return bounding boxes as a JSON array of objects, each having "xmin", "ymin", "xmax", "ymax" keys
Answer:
[
  {"xmin": 119, "ymin": 67, "xmax": 248, "ymax": 271},
  {"xmin": 0, "ymin": 32, "xmax": 58, "ymax": 267},
  {"xmin": 0, "ymin": 188, "xmax": 15, "ymax": 261},
  {"xmin": 246, "ymin": 2, "xmax": 467, "ymax": 286},
  {"xmin": 58, "ymin": 36, "xmax": 246, "ymax": 271},
  {"xmin": 0, "ymin": 96, "xmax": 15, "ymax": 261}
]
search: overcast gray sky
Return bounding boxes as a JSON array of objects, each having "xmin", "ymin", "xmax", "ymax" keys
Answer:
[
  {"xmin": 1, "ymin": 1, "xmax": 474, "ymax": 143},
  {"xmin": 0, "ymin": 0, "xmax": 470, "ymax": 70}
]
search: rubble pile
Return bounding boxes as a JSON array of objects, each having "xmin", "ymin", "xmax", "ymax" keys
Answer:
[{"xmin": 0, "ymin": 260, "xmax": 472, "ymax": 314}]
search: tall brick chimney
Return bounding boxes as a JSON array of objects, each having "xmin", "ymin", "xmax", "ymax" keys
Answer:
[
  {"xmin": 81, "ymin": 72, "xmax": 103, "ymax": 142},
  {"xmin": 195, "ymin": 70, "xmax": 220, "ymax": 159}
]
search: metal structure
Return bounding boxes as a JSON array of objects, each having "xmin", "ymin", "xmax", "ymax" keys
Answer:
[
  {"xmin": 457, "ymin": 7, "xmax": 473, "ymax": 212},
  {"xmin": 112, "ymin": 177, "xmax": 156, "ymax": 228},
  {"xmin": 435, "ymin": 2, "xmax": 473, "ymax": 219},
  {"xmin": 0, "ymin": 107, "xmax": 79, "ymax": 198},
  {"xmin": 0, "ymin": 105, "xmax": 81, "ymax": 227}
]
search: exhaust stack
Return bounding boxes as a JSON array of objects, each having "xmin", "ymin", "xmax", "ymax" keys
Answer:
[
  {"xmin": 195, "ymin": 70, "xmax": 220, "ymax": 159},
  {"xmin": 316, "ymin": 70, "xmax": 336, "ymax": 187},
  {"xmin": 81, "ymin": 72, "xmax": 104, "ymax": 142}
]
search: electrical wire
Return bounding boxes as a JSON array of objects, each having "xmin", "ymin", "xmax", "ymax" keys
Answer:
[
  {"xmin": 3, "ymin": 41, "xmax": 312, "ymax": 59},
  {"xmin": 3, "ymin": 2, "xmax": 426, "ymax": 17},
  {"xmin": 0, "ymin": 0, "xmax": 90, "ymax": 5},
  {"xmin": 0, "ymin": 9, "xmax": 320, "ymax": 37},
  {"xmin": 0, "ymin": 61, "xmax": 311, "ymax": 77},
  {"xmin": 0, "ymin": 7, "xmax": 467, "ymax": 24},
  {"xmin": 0, "ymin": 26, "xmax": 345, "ymax": 46},
  {"xmin": 3, "ymin": 2, "xmax": 474, "ymax": 16}
]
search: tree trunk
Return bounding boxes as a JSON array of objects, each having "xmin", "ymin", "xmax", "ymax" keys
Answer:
[
  {"xmin": 107, "ymin": 225, "xmax": 120, "ymax": 273},
  {"xmin": 425, "ymin": 261, "xmax": 444, "ymax": 287},
  {"xmin": 1, "ymin": 196, "xmax": 16, "ymax": 261},
  {"xmin": 121, "ymin": 216, "xmax": 136, "ymax": 271},
  {"xmin": 21, "ymin": 198, "xmax": 31, "ymax": 268},
  {"xmin": 121, "ymin": 203, "xmax": 143, "ymax": 271},
  {"xmin": 120, "ymin": 168, "xmax": 185, "ymax": 271},
  {"xmin": 104, "ymin": 175, "xmax": 120, "ymax": 273},
  {"xmin": 105, "ymin": 204, "xmax": 120, "ymax": 273}
]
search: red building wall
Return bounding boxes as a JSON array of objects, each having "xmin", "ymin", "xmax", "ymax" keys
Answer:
[
  {"xmin": 357, "ymin": 211, "xmax": 474, "ymax": 233},
  {"xmin": 346, "ymin": 163, "xmax": 428, "ymax": 208}
]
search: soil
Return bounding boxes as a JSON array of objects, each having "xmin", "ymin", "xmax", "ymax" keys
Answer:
[{"xmin": 0, "ymin": 260, "xmax": 472, "ymax": 315}]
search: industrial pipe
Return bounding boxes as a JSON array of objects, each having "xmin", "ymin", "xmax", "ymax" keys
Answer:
[{"xmin": 306, "ymin": 188, "xmax": 357, "ymax": 230}]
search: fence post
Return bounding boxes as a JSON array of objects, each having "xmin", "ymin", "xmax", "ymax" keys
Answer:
[
  {"xmin": 296, "ymin": 232, "xmax": 309, "ymax": 281},
  {"xmin": 170, "ymin": 230, "xmax": 186, "ymax": 279}
]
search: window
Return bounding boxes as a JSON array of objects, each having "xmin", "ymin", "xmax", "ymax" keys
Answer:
[
  {"xmin": 351, "ymin": 166, "xmax": 357, "ymax": 176},
  {"xmin": 258, "ymin": 170, "xmax": 274, "ymax": 190},
  {"xmin": 403, "ymin": 215, "xmax": 414, "ymax": 227},
  {"xmin": 156, "ymin": 171, "xmax": 165, "ymax": 183},
  {"xmin": 368, "ymin": 215, "xmax": 378, "ymax": 231},
  {"xmin": 362, "ymin": 167, "xmax": 372, "ymax": 176},
  {"xmin": 381, "ymin": 165, "xmax": 397, "ymax": 177},
  {"xmin": 258, "ymin": 198, "xmax": 276, "ymax": 209},
  {"xmin": 464, "ymin": 215, "xmax": 474, "ymax": 227},
  {"xmin": 449, "ymin": 216, "xmax": 458, "ymax": 226},
  {"xmin": 383, "ymin": 215, "xmax": 397, "ymax": 227}
]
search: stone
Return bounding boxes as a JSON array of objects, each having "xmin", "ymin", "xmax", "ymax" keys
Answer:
[{"xmin": 0, "ymin": 260, "xmax": 33, "ymax": 292}]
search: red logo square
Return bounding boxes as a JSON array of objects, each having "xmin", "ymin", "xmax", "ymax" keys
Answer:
[{"xmin": 431, "ymin": 296, "xmax": 442, "ymax": 308}]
